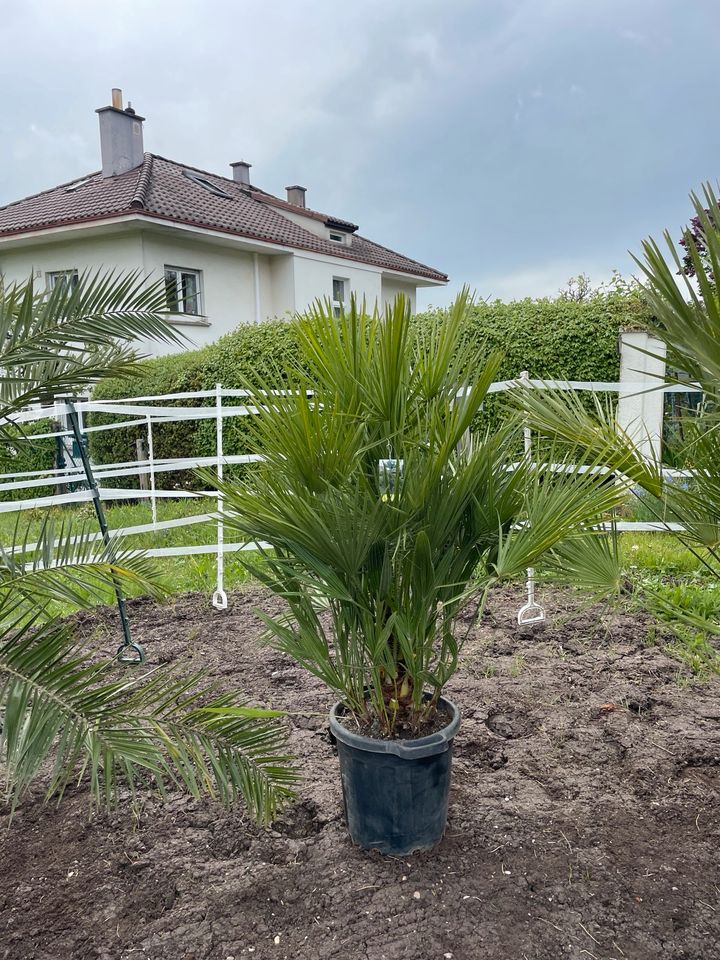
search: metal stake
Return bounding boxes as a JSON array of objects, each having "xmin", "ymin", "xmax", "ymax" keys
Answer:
[
  {"xmin": 517, "ymin": 371, "xmax": 545, "ymax": 627},
  {"xmin": 212, "ymin": 382, "xmax": 228, "ymax": 610},
  {"xmin": 65, "ymin": 399, "xmax": 144, "ymax": 664}
]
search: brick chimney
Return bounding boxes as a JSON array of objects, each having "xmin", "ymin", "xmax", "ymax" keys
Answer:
[
  {"xmin": 95, "ymin": 88, "xmax": 145, "ymax": 178},
  {"xmin": 286, "ymin": 185, "xmax": 306, "ymax": 208}
]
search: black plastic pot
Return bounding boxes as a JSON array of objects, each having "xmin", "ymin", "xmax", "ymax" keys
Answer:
[{"xmin": 329, "ymin": 696, "xmax": 461, "ymax": 856}]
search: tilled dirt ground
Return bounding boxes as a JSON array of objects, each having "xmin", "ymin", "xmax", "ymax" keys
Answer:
[{"xmin": 1, "ymin": 585, "xmax": 719, "ymax": 960}]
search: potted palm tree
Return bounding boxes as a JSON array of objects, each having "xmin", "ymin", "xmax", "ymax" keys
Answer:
[{"xmin": 215, "ymin": 290, "xmax": 627, "ymax": 854}]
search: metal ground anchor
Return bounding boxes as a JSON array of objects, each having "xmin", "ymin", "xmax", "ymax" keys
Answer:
[
  {"xmin": 517, "ymin": 567, "xmax": 546, "ymax": 626},
  {"xmin": 117, "ymin": 641, "xmax": 146, "ymax": 664}
]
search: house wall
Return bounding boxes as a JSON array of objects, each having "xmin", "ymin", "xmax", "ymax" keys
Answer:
[
  {"xmin": 269, "ymin": 254, "xmax": 295, "ymax": 319},
  {"xmin": 380, "ymin": 277, "xmax": 417, "ymax": 314},
  {"xmin": 138, "ymin": 231, "xmax": 261, "ymax": 351},
  {"xmin": 0, "ymin": 224, "xmax": 427, "ymax": 356},
  {"xmin": 0, "ymin": 232, "xmax": 144, "ymax": 287},
  {"xmin": 0, "ymin": 228, "xmax": 279, "ymax": 355},
  {"xmin": 292, "ymin": 253, "xmax": 383, "ymax": 314}
]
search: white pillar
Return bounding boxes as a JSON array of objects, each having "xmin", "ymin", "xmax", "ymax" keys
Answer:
[
  {"xmin": 253, "ymin": 253, "xmax": 262, "ymax": 323},
  {"xmin": 617, "ymin": 329, "xmax": 667, "ymax": 463}
]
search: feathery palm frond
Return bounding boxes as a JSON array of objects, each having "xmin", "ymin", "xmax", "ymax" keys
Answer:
[
  {"xmin": 0, "ymin": 619, "xmax": 297, "ymax": 822},
  {"xmin": 0, "ymin": 270, "xmax": 183, "ymax": 430},
  {"xmin": 0, "ymin": 269, "xmax": 296, "ymax": 823},
  {"xmin": 0, "ymin": 517, "xmax": 167, "ymax": 616}
]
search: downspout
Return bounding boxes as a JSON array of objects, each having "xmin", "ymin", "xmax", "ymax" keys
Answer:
[{"xmin": 253, "ymin": 253, "xmax": 261, "ymax": 323}]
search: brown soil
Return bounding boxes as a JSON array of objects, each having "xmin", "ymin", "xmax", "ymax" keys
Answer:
[
  {"xmin": 335, "ymin": 701, "xmax": 453, "ymax": 740},
  {"xmin": 1, "ymin": 585, "xmax": 719, "ymax": 960}
]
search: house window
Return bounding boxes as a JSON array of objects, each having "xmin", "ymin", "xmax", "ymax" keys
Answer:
[
  {"xmin": 46, "ymin": 269, "xmax": 79, "ymax": 293},
  {"xmin": 329, "ymin": 231, "xmax": 344, "ymax": 243},
  {"xmin": 164, "ymin": 266, "xmax": 202, "ymax": 316},
  {"xmin": 332, "ymin": 277, "xmax": 348, "ymax": 318}
]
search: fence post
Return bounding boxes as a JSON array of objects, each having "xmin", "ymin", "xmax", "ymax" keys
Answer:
[
  {"xmin": 517, "ymin": 370, "xmax": 545, "ymax": 627},
  {"xmin": 212, "ymin": 383, "xmax": 228, "ymax": 610},
  {"xmin": 617, "ymin": 329, "xmax": 667, "ymax": 462},
  {"xmin": 136, "ymin": 438, "xmax": 148, "ymax": 491},
  {"xmin": 146, "ymin": 416, "xmax": 157, "ymax": 527}
]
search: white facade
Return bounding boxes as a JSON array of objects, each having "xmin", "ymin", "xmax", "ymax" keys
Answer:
[{"xmin": 0, "ymin": 214, "xmax": 439, "ymax": 356}]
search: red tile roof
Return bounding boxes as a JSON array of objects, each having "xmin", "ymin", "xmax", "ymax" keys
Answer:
[{"xmin": 0, "ymin": 155, "xmax": 447, "ymax": 283}]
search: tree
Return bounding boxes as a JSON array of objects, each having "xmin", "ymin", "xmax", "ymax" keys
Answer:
[
  {"xmin": 557, "ymin": 273, "xmax": 595, "ymax": 302},
  {"xmin": 518, "ymin": 184, "xmax": 720, "ymax": 635},
  {"xmin": 678, "ymin": 186, "xmax": 720, "ymax": 281},
  {"xmin": 0, "ymin": 272, "xmax": 297, "ymax": 822}
]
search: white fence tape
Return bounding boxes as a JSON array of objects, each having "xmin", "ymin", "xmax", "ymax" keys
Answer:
[{"xmin": 1, "ymin": 380, "xmax": 702, "ymax": 602}]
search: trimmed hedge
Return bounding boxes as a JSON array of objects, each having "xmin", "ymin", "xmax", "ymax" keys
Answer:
[
  {"xmin": 0, "ymin": 420, "xmax": 56, "ymax": 502},
  {"xmin": 424, "ymin": 290, "xmax": 648, "ymax": 434},
  {"xmin": 88, "ymin": 292, "xmax": 649, "ymax": 488},
  {"xmin": 88, "ymin": 321, "xmax": 301, "ymax": 488}
]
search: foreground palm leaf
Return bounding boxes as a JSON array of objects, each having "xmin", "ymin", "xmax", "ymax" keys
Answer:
[
  {"xmin": 0, "ymin": 270, "xmax": 183, "ymax": 432},
  {"xmin": 0, "ymin": 617, "xmax": 297, "ymax": 822},
  {"xmin": 212, "ymin": 292, "xmax": 630, "ymax": 735},
  {"xmin": 0, "ymin": 517, "xmax": 167, "ymax": 614},
  {"xmin": 516, "ymin": 183, "xmax": 720, "ymax": 631},
  {"xmin": 0, "ymin": 270, "xmax": 296, "ymax": 822}
]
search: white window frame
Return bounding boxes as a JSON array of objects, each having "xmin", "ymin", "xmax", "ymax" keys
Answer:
[
  {"xmin": 46, "ymin": 269, "xmax": 79, "ymax": 292},
  {"xmin": 164, "ymin": 265, "xmax": 204, "ymax": 318},
  {"xmin": 332, "ymin": 277, "xmax": 348, "ymax": 318}
]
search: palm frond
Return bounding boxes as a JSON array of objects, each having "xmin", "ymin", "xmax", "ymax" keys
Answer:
[
  {"xmin": 0, "ymin": 623, "xmax": 298, "ymax": 822},
  {"xmin": 0, "ymin": 270, "xmax": 184, "ymax": 428},
  {"xmin": 515, "ymin": 385, "xmax": 664, "ymax": 496},
  {"xmin": 0, "ymin": 517, "xmax": 167, "ymax": 617},
  {"xmin": 545, "ymin": 531, "xmax": 626, "ymax": 600}
]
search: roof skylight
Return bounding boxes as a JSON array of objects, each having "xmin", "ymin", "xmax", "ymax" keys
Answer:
[
  {"xmin": 183, "ymin": 171, "xmax": 233, "ymax": 199},
  {"xmin": 65, "ymin": 177, "xmax": 94, "ymax": 193}
]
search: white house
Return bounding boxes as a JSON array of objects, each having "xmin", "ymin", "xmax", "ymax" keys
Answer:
[{"xmin": 0, "ymin": 90, "xmax": 447, "ymax": 355}]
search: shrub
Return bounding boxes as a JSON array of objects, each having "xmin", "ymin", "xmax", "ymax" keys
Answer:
[
  {"xmin": 88, "ymin": 292, "xmax": 647, "ymax": 489},
  {"xmin": 0, "ymin": 419, "xmax": 56, "ymax": 502},
  {"xmin": 89, "ymin": 349, "xmax": 212, "ymax": 489},
  {"xmin": 415, "ymin": 288, "xmax": 649, "ymax": 434},
  {"xmin": 88, "ymin": 321, "xmax": 301, "ymax": 490}
]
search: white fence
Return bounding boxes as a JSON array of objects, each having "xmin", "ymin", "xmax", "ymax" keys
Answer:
[{"xmin": 2, "ymin": 366, "xmax": 702, "ymax": 608}]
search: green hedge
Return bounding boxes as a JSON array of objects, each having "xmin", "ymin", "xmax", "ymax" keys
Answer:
[
  {"xmin": 88, "ymin": 321, "xmax": 301, "ymax": 488},
  {"xmin": 89, "ymin": 293, "xmax": 648, "ymax": 488},
  {"xmin": 423, "ymin": 290, "xmax": 647, "ymax": 434},
  {"xmin": 0, "ymin": 419, "xmax": 56, "ymax": 502}
]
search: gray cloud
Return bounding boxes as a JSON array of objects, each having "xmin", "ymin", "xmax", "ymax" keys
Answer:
[{"xmin": 2, "ymin": 0, "xmax": 720, "ymax": 307}]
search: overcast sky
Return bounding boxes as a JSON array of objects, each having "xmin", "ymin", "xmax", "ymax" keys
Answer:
[{"xmin": 2, "ymin": 0, "xmax": 719, "ymax": 308}]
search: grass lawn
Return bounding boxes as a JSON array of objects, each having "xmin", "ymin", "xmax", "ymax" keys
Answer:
[{"xmin": 0, "ymin": 496, "xmax": 256, "ymax": 596}]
